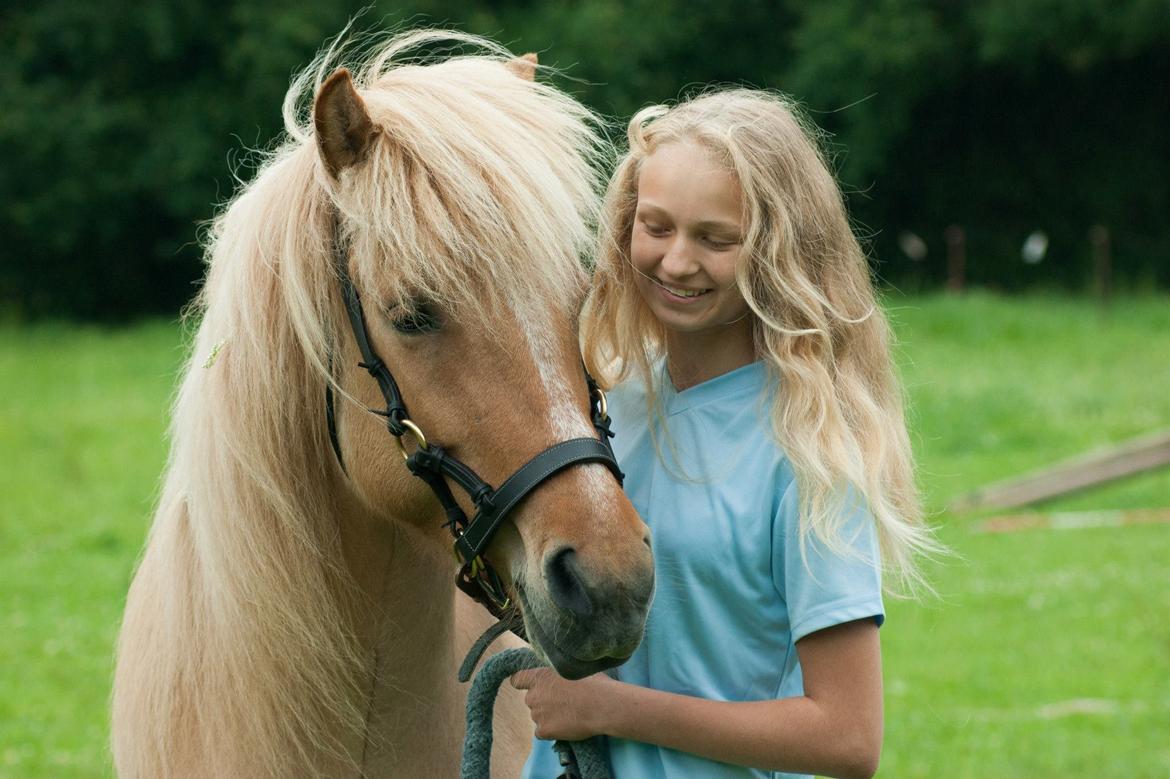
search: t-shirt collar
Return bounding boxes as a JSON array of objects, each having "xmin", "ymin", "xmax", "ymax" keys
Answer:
[{"xmin": 661, "ymin": 359, "xmax": 768, "ymax": 415}]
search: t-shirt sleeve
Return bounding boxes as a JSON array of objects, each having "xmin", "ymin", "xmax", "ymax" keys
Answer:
[{"xmin": 771, "ymin": 479, "xmax": 885, "ymax": 643}]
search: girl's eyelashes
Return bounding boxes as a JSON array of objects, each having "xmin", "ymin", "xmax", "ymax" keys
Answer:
[
  {"xmin": 702, "ymin": 235, "xmax": 741, "ymax": 250},
  {"xmin": 637, "ymin": 212, "xmax": 741, "ymax": 248},
  {"xmin": 640, "ymin": 220, "xmax": 670, "ymax": 237}
]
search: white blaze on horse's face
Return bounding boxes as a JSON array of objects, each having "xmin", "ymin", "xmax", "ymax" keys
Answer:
[{"xmin": 316, "ymin": 68, "xmax": 654, "ymax": 678}]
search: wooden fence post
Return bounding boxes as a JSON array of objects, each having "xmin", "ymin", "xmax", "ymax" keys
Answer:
[
  {"xmin": 1089, "ymin": 224, "xmax": 1111, "ymax": 307},
  {"xmin": 945, "ymin": 225, "xmax": 966, "ymax": 292}
]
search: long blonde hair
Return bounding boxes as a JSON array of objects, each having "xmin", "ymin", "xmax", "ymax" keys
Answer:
[{"xmin": 583, "ymin": 89, "xmax": 936, "ymax": 593}]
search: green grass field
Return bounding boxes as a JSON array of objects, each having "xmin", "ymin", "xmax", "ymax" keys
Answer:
[{"xmin": 2, "ymin": 293, "xmax": 1168, "ymax": 778}]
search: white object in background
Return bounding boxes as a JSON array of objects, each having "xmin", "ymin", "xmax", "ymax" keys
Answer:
[
  {"xmin": 898, "ymin": 231, "xmax": 928, "ymax": 261},
  {"xmin": 1022, "ymin": 231, "xmax": 1049, "ymax": 264}
]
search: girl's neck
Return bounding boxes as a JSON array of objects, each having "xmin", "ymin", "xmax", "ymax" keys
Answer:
[{"xmin": 665, "ymin": 318, "xmax": 756, "ymax": 391}]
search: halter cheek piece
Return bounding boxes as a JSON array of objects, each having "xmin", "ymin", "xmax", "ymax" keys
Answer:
[{"xmin": 325, "ymin": 225, "xmax": 624, "ymax": 627}]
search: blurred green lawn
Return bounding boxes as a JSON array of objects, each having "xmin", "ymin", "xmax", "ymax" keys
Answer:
[{"xmin": 1, "ymin": 293, "xmax": 1168, "ymax": 778}]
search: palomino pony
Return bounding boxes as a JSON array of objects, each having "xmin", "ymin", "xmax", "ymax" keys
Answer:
[{"xmin": 112, "ymin": 31, "xmax": 654, "ymax": 778}]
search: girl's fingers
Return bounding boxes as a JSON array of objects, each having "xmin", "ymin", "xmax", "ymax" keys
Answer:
[{"xmin": 510, "ymin": 670, "xmax": 535, "ymax": 689}]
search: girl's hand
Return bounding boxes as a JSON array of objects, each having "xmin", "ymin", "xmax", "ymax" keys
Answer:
[{"xmin": 510, "ymin": 668, "xmax": 615, "ymax": 741}]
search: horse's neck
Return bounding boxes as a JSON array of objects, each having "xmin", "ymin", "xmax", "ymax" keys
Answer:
[
  {"xmin": 338, "ymin": 500, "xmax": 534, "ymax": 778},
  {"xmin": 338, "ymin": 503, "xmax": 464, "ymax": 774}
]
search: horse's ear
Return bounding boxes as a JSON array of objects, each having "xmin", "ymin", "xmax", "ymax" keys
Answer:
[
  {"xmin": 505, "ymin": 53, "xmax": 538, "ymax": 82},
  {"xmin": 314, "ymin": 68, "xmax": 378, "ymax": 178}
]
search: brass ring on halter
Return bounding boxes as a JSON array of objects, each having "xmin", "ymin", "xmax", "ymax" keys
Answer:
[
  {"xmin": 591, "ymin": 386, "xmax": 609, "ymax": 418},
  {"xmin": 394, "ymin": 418, "xmax": 429, "ymax": 461}
]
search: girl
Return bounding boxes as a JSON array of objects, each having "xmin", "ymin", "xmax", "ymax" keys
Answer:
[{"xmin": 514, "ymin": 89, "xmax": 936, "ymax": 779}]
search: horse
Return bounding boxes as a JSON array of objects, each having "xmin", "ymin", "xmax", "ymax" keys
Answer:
[{"xmin": 112, "ymin": 30, "xmax": 655, "ymax": 778}]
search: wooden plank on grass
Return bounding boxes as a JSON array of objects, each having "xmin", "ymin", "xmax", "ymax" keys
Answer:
[
  {"xmin": 950, "ymin": 429, "xmax": 1170, "ymax": 512},
  {"xmin": 977, "ymin": 508, "xmax": 1170, "ymax": 533}
]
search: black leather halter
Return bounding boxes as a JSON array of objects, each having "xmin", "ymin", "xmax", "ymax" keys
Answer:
[{"xmin": 325, "ymin": 228, "xmax": 624, "ymax": 624}]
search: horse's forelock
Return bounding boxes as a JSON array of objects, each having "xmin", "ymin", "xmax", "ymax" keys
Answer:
[{"xmin": 322, "ymin": 52, "xmax": 602, "ymax": 326}]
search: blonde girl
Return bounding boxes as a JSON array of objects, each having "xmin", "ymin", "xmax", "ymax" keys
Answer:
[{"xmin": 513, "ymin": 89, "xmax": 936, "ymax": 779}]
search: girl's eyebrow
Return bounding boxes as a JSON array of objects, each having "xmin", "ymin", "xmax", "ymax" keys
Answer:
[
  {"xmin": 637, "ymin": 202, "xmax": 741, "ymax": 233},
  {"xmin": 693, "ymin": 219, "xmax": 742, "ymax": 234},
  {"xmin": 635, "ymin": 202, "xmax": 668, "ymax": 217}
]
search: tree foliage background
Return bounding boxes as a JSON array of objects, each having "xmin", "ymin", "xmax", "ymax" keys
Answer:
[{"xmin": 2, "ymin": 0, "xmax": 1168, "ymax": 319}]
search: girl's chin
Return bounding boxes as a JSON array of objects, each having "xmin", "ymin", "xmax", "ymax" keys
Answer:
[{"xmin": 654, "ymin": 305, "xmax": 753, "ymax": 337}]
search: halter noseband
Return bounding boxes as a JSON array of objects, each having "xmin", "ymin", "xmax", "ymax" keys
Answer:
[{"xmin": 325, "ymin": 226, "xmax": 624, "ymax": 626}]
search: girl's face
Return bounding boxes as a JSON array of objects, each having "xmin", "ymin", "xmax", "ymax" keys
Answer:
[{"xmin": 630, "ymin": 141, "xmax": 750, "ymax": 341}]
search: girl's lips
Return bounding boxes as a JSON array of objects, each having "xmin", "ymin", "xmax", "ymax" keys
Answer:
[{"xmin": 653, "ymin": 279, "xmax": 711, "ymax": 304}]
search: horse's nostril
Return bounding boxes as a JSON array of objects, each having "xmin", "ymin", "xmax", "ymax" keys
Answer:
[
  {"xmin": 642, "ymin": 531, "xmax": 652, "ymax": 550},
  {"xmin": 543, "ymin": 547, "xmax": 593, "ymax": 618}
]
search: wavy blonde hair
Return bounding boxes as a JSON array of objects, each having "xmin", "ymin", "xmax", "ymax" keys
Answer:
[{"xmin": 583, "ymin": 89, "xmax": 936, "ymax": 593}]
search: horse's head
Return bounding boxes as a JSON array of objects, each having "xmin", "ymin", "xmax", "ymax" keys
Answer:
[{"xmin": 312, "ymin": 47, "xmax": 653, "ymax": 678}]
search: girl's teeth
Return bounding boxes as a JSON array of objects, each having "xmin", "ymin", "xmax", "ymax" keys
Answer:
[{"xmin": 667, "ymin": 285, "xmax": 703, "ymax": 297}]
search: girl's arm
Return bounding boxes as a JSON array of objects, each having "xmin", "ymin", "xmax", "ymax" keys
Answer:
[{"xmin": 512, "ymin": 618, "xmax": 882, "ymax": 779}]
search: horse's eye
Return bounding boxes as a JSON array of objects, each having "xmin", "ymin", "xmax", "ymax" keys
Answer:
[{"xmin": 392, "ymin": 302, "xmax": 441, "ymax": 335}]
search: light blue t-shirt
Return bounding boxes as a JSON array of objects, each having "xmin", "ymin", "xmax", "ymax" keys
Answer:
[{"xmin": 523, "ymin": 361, "xmax": 884, "ymax": 779}]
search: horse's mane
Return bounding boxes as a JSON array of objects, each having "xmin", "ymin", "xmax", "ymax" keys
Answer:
[{"xmin": 114, "ymin": 30, "xmax": 606, "ymax": 777}]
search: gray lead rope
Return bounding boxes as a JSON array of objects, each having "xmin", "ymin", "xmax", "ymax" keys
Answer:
[{"xmin": 459, "ymin": 621, "xmax": 610, "ymax": 779}]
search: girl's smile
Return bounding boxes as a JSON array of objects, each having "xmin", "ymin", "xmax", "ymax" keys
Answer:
[{"xmin": 650, "ymin": 279, "xmax": 712, "ymax": 302}]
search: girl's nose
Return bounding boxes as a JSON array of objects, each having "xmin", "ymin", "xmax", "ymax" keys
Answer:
[{"xmin": 659, "ymin": 237, "xmax": 698, "ymax": 277}]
